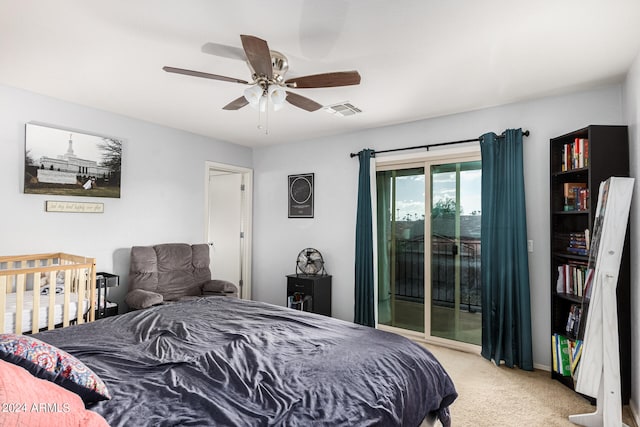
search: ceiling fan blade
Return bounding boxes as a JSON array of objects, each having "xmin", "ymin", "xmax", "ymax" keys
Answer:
[
  {"xmin": 285, "ymin": 91, "xmax": 323, "ymax": 112},
  {"xmin": 201, "ymin": 42, "xmax": 246, "ymax": 61},
  {"xmin": 222, "ymin": 96, "xmax": 249, "ymax": 110},
  {"xmin": 240, "ymin": 35, "xmax": 273, "ymax": 79},
  {"xmin": 285, "ymin": 71, "xmax": 361, "ymax": 88},
  {"xmin": 163, "ymin": 66, "xmax": 249, "ymax": 84}
]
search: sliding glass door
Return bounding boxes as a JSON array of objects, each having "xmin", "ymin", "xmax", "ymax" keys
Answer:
[
  {"xmin": 377, "ymin": 166, "xmax": 425, "ymax": 333},
  {"xmin": 428, "ymin": 160, "xmax": 482, "ymax": 345},
  {"xmin": 377, "ymin": 153, "xmax": 482, "ymax": 347}
]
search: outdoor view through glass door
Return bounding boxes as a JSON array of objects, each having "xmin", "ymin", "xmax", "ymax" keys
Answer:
[
  {"xmin": 377, "ymin": 167, "xmax": 426, "ymax": 333},
  {"xmin": 377, "ymin": 157, "xmax": 482, "ymax": 346}
]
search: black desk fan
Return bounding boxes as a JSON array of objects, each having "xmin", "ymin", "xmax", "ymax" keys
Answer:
[{"xmin": 296, "ymin": 248, "xmax": 326, "ymax": 276}]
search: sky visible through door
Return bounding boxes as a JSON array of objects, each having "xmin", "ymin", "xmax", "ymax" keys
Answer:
[{"xmin": 393, "ymin": 170, "xmax": 482, "ymax": 221}]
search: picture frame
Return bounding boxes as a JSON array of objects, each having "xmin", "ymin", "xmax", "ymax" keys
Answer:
[
  {"xmin": 24, "ymin": 122, "xmax": 123, "ymax": 198},
  {"xmin": 288, "ymin": 173, "xmax": 314, "ymax": 218}
]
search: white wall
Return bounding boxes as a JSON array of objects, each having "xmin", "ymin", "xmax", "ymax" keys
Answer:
[
  {"xmin": 252, "ymin": 85, "xmax": 625, "ymax": 370},
  {"xmin": 0, "ymin": 84, "xmax": 252, "ymax": 310},
  {"xmin": 0, "ymin": 80, "xmax": 630, "ymax": 374},
  {"xmin": 623, "ymin": 51, "xmax": 640, "ymax": 419}
]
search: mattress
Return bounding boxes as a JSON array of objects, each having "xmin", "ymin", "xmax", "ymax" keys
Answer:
[{"xmin": 3, "ymin": 290, "xmax": 89, "ymax": 334}]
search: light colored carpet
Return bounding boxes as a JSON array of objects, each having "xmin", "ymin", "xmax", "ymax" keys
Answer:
[{"xmin": 423, "ymin": 344, "xmax": 636, "ymax": 427}]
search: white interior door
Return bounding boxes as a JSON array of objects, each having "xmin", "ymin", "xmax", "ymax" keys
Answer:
[
  {"xmin": 207, "ymin": 163, "xmax": 250, "ymax": 298},
  {"xmin": 205, "ymin": 162, "xmax": 253, "ymax": 299},
  {"xmin": 208, "ymin": 172, "xmax": 242, "ymax": 287}
]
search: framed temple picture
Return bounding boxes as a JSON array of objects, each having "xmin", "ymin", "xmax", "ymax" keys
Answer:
[
  {"xmin": 24, "ymin": 122, "xmax": 123, "ymax": 198},
  {"xmin": 288, "ymin": 173, "xmax": 314, "ymax": 218}
]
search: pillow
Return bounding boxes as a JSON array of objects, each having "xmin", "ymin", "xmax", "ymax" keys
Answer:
[
  {"xmin": 0, "ymin": 359, "xmax": 109, "ymax": 426},
  {"xmin": 0, "ymin": 334, "xmax": 110, "ymax": 404}
]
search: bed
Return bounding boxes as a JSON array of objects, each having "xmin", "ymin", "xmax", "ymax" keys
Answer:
[
  {"xmin": 0, "ymin": 253, "xmax": 97, "ymax": 334},
  {"xmin": 32, "ymin": 296, "xmax": 457, "ymax": 426}
]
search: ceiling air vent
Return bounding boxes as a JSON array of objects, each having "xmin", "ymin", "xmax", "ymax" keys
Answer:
[{"xmin": 324, "ymin": 102, "xmax": 362, "ymax": 117}]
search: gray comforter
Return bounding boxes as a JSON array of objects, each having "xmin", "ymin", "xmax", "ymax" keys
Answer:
[{"xmin": 36, "ymin": 297, "xmax": 457, "ymax": 426}]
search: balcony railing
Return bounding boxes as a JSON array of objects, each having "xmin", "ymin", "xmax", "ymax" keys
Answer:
[{"xmin": 394, "ymin": 234, "xmax": 481, "ymax": 313}]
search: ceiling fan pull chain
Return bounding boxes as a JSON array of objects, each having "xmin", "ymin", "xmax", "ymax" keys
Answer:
[
  {"xmin": 256, "ymin": 96, "xmax": 263, "ymax": 131},
  {"xmin": 264, "ymin": 96, "xmax": 269, "ymax": 135}
]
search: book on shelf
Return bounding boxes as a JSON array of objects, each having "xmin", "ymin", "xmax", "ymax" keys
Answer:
[
  {"xmin": 566, "ymin": 247, "xmax": 588, "ymax": 256},
  {"xmin": 561, "ymin": 138, "xmax": 589, "ymax": 171},
  {"xmin": 570, "ymin": 340, "xmax": 583, "ymax": 377},
  {"xmin": 552, "ymin": 333, "xmax": 582, "ymax": 377},
  {"xmin": 583, "ymin": 268, "xmax": 594, "ymax": 300},
  {"xmin": 555, "ymin": 229, "xmax": 590, "ymax": 257},
  {"xmin": 569, "ymin": 187, "xmax": 589, "ymax": 211},
  {"xmin": 556, "ymin": 261, "xmax": 591, "ymax": 296},
  {"xmin": 552, "ymin": 334, "xmax": 558, "ymax": 373},
  {"xmin": 553, "ymin": 334, "xmax": 572, "ymax": 376},
  {"xmin": 565, "ymin": 304, "xmax": 582, "ymax": 337},
  {"xmin": 563, "ymin": 182, "xmax": 588, "ymax": 211}
]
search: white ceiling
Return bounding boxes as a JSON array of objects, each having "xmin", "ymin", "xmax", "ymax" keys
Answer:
[{"xmin": 1, "ymin": 1, "xmax": 640, "ymax": 148}]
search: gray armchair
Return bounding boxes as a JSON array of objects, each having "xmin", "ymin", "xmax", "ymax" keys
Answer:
[{"xmin": 125, "ymin": 243, "xmax": 238, "ymax": 310}]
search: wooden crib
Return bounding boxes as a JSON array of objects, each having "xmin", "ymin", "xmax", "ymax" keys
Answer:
[{"xmin": 0, "ymin": 252, "xmax": 97, "ymax": 334}]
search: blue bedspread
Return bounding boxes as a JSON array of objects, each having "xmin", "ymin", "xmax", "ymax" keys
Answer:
[{"xmin": 36, "ymin": 297, "xmax": 457, "ymax": 426}]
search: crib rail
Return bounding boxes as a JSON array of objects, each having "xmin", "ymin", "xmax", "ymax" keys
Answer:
[{"xmin": 0, "ymin": 252, "xmax": 97, "ymax": 334}]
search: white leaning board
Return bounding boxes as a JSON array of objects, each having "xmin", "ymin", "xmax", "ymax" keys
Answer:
[{"xmin": 570, "ymin": 177, "xmax": 634, "ymax": 427}]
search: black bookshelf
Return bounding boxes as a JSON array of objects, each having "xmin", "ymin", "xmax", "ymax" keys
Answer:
[{"xmin": 549, "ymin": 125, "xmax": 630, "ymax": 403}]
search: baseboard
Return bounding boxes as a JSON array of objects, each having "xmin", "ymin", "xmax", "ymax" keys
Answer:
[
  {"xmin": 630, "ymin": 399, "xmax": 639, "ymax": 427},
  {"xmin": 534, "ymin": 362, "xmax": 551, "ymax": 372}
]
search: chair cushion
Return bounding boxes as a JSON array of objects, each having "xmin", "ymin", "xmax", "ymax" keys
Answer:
[
  {"xmin": 203, "ymin": 279, "xmax": 239, "ymax": 297},
  {"xmin": 125, "ymin": 288, "xmax": 164, "ymax": 309},
  {"xmin": 129, "ymin": 246, "xmax": 159, "ymax": 292},
  {"xmin": 155, "ymin": 244, "xmax": 201, "ymax": 300},
  {"xmin": 192, "ymin": 244, "xmax": 213, "ymax": 285}
]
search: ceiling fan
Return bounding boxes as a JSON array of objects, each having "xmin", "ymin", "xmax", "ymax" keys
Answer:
[{"xmin": 163, "ymin": 34, "xmax": 361, "ymax": 112}]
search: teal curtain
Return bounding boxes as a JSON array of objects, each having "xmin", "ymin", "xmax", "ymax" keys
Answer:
[
  {"xmin": 354, "ymin": 149, "xmax": 375, "ymax": 327},
  {"xmin": 480, "ymin": 129, "xmax": 533, "ymax": 370}
]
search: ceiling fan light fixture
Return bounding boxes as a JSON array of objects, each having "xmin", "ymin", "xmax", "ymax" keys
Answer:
[
  {"xmin": 243, "ymin": 84, "xmax": 263, "ymax": 106},
  {"xmin": 268, "ymin": 84, "xmax": 287, "ymax": 107}
]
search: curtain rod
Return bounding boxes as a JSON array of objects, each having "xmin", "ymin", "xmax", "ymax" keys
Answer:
[{"xmin": 349, "ymin": 129, "xmax": 530, "ymax": 158}]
